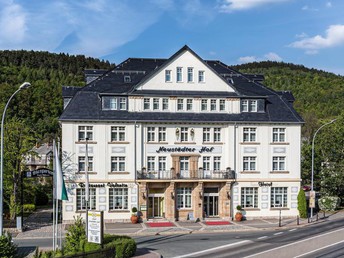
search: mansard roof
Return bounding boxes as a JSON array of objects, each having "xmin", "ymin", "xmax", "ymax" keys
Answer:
[{"xmin": 60, "ymin": 45, "xmax": 303, "ymax": 124}]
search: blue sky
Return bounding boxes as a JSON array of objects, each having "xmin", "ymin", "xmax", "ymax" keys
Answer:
[{"xmin": 1, "ymin": 0, "xmax": 344, "ymax": 75}]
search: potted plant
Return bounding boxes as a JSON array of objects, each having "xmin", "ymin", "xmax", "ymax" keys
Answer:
[
  {"xmin": 235, "ymin": 205, "xmax": 243, "ymax": 221},
  {"xmin": 131, "ymin": 207, "xmax": 138, "ymax": 224}
]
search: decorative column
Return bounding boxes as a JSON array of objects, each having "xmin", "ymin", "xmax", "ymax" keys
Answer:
[
  {"xmin": 138, "ymin": 182, "xmax": 147, "ymax": 221},
  {"xmin": 194, "ymin": 182, "xmax": 203, "ymax": 219},
  {"xmin": 165, "ymin": 182, "xmax": 176, "ymax": 220}
]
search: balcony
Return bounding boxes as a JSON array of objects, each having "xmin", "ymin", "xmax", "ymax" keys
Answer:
[{"xmin": 137, "ymin": 169, "xmax": 236, "ymax": 180}]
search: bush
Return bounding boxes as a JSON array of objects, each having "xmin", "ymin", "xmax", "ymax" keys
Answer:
[
  {"xmin": 114, "ymin": 238, "xmax": 136, "ymax": 258},
  {"xmin": 318, "ymin": 196, "xmax": 341, "ymax": 211},
  {"xmin": 23, "ymin": 204, "xmax": 36, "ymax": 213},
  {"xmin": 0, "ymin": 232, "xmax": 17, "ymax": 258},
  {"xmin": 297, "ymin": 189, "xmax": 307, "ymax": 218},
  {"xmin": 64, "ymin": 216, "xmax": 87, "ymax": 254},
  {"xmin": 34, "ymin": 188, "xmax": 49, "ymax": 206}
]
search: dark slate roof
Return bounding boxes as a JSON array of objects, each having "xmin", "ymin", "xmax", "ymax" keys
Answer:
[
  {"xmin": 62, "ymin": 86, "xmax": 82, "ymax": 97},
  {"xmin": 60, "ymin": 45, "xmax": 303, "ymax": 124}
]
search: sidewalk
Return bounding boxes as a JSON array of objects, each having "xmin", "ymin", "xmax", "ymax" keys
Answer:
[{"xmin": 12, "ymin": 209, "xmax": 344, "ymax": 258}]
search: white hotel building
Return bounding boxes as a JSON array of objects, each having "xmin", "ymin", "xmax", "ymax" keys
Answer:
[{"xmin": 60, "ymin": 46, "xmax": 303, "ymax": 222}]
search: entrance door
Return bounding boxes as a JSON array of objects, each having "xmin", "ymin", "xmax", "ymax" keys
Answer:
[
  {"xmin": 148, "ymin": 195, "xmax": 164, "ymax": 218},
  {"xmin": 203, "ymin": 188, "xmax": 219, "ymax": 217}
]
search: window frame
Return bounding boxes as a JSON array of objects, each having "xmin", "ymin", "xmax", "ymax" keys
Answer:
[
  {"xmin": 147, "ymin": 127, "xmax": 155, "ymax": 142},
  {"xmin": 78, "ymin": 126, "xmax": 93, "ymax": 141},
  {"xmin": 243, "ymin": 156, "xmax": 256, "ymax": 171},
  {"xmin": 111, "ymin": 156, "xmax": 126, "ymax": 172},
  {"xmin": 177, "ymin": 187, "xmax": 192, "ymax": 209},
  {"xmin": 165, "ymin": 70, "xmax": 172, "ymax": 82},
  {"xmin": 243, "ymin": 127, "xmax": 256, "ymax": 142},
  {"xmin": 187, "ymin": 67, "xmax": 194, "ymax": 82},
  {"xmin": 78, "ymin": 156, "xmax": 93, "ymax": 172},
  {"xmin": 111, "ymin": 126, "xmax": 126, "ymax": 142},
  {"xmin": 241, "ymin": 187, "xmax": 258, "ymax": 208},
  {"xmin": 198, "ymin": 70, "xmax": 205, "ymax": 82},
  {"xmin": 272, "ymin": 156, "xmax": 286, "ymax": 171},
  {"xmin": 273, "ymin": 128, "xmax": 286, "ymax": 142},
  {"xmin": 109, "ymin": 187, "xmax": 128, "ymax": 210},
  {"xmin": 271, "ymin": 187, "xmax": 288, "ymax": 208},
  {"xmin": 177, "ymin": 67, "xmax": 183, "ymax": 82},
  {"xmin": 76, "ymin": 188, "xmax": 96, "ymax": 211}
]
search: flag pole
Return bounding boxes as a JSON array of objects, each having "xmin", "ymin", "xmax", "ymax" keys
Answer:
[
  {"xmin": 58, "ymin": 139, "xmax": 62, "ymax": 249},
  {"xmin": 85, "ymin": 137, "xmax": 89, "ymax": 239},
  {"xmin": 52, "ymin": 140, "xmax": 56, "ymax": 251}
]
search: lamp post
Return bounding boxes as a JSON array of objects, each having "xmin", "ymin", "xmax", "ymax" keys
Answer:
[
  {"xmin": 0, "ymin": 82, "xmax": 31, "ymax": 236},
  {"xmin": 310, "ymin": 118, "xmax": 337, "ymax": 220}
]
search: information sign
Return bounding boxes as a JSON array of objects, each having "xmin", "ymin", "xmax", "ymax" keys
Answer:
[{"xmin": 87, "ymin": 211, "xmax": 103, "ymax": 244}]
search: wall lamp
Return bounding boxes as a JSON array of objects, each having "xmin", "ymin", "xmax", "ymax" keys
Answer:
[
  {"xmin": 171, "ymin": 192, "xmax": 174, "ymax": 199},
  {"xmin": 142, "ymin": 192, "xmax": 146, "ymax": 199},
  {"xmin": 199, "ymin": 191, "xmax": 202, "ymax": 199},
  {"xmin": 175, "ymin": 128, "xmax": 180, "ymax": 137}
]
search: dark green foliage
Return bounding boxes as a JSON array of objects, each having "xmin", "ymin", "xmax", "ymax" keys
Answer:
[
  {"xmin": 114, "ymin": 238, "xmax": 136, "ymax": 258},
  {"xmin": 297, "ymin": 189, "xmax": 308, "ymax": 218},
  {"xmin": 23, "ymin": 204, "xmax": 36, "ymax": 213},
  {"xmin": 0, "ymin": 232, "xmax": 17, "ymax": 258},
  {"xmin": 64, "ymin": 216, "xmax": 87, "ymax": 254}
]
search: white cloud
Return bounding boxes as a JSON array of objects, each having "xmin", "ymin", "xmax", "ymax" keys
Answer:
[
  {"xmin": 264, "ymin": 52, "xmax": 282, "ymax": 61},
  {"xmin": 301, "ymin": 5, "xmax": 318, "ymax": 11},
  {"xmin": 0, "ymin": 1, "xmax": 27, "ymax": 44},
  {"xmin": 296, "ymin": 32, "xmax": 308, "ymax": 39},
  {"xmin": 238, "ymin": 56, "xmax": 258, "ymax": 63},
  {"xmin": 219, "ymin": 0, "xmax": 290, "ymax": 12},
  {"xmin": 238, "ymin": 52, "xmax": 283, "ymax": 63},
  {"xmin": 290, "ymin": 24, "xmax": 344, "ymax": 53}
]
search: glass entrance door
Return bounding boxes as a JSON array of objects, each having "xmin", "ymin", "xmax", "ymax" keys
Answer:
[
  {"xmin": 203, "ymin": 195, "xmax": 219, "ymax": 217},
  {"xmin": 148, "ymin": 195, "xmax": 164, "ymax": 218}
]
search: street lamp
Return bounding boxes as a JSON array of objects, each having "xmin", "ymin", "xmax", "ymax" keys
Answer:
[
  {"xmin": 310, "ymin": 118, "xmax": 337, "ymax": 220},
  {"xmin": 0, "ymin": 82, "xmax": 31, "ymax": 236}
]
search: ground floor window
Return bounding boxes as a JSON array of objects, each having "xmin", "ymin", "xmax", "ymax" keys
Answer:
[
  {"xmin": 109, "ymin": 187, "xmax": 128, "ymax": 210},
  {"xmin": 241, "ymin": 187, "xmax": 258, "ymax": 208},
  {"xmin": 76, "ymin": 188, "xmax": 96, "ymax": 211},
  {"xmin": 177, "ymin": 187, "xmax": 192, "ymax": 209},
  {"xmin": 271, "ymin": 187, "xmax": 288, "ymax": 208}
]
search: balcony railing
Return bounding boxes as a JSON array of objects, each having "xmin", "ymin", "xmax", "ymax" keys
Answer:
[{"xmin": 137, "ymin": 169, "xmax": 236, "ymax": 180}]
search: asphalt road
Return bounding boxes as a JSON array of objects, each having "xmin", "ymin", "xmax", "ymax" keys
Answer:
[{"xmin": 133, "ymin": 218, "xmax": 344, "ymax": 258}]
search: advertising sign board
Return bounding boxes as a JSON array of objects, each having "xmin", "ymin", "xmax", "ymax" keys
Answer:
[{"xmin": 87, "ymin": 211, "xmax": 103, "ymax": 244}]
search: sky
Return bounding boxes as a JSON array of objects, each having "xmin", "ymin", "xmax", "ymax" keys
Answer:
[{"xmin": 0, "ymin": 0, "xmax": 344, "ymax": 75}]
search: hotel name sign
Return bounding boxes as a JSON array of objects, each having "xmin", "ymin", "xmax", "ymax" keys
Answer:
[
  {"xmin": 149, "ymin": 145, "xmax": 222, "ymax": 154},
  {"xmin": 78, "ymin": 182, "xmax": 128, "ymax": 188}
]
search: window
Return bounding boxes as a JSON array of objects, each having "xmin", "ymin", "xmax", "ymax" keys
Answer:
[
  {"xmin": 181, "ymin": 127, "xmax": 188, "ymax": 142},
  {"xmin": 111, "ymin": 126, "xmax": 125, "ymax": 142},
  {"xmin": 119, "ymin": 98, "xmax": 126, "ymax": 110},
  {"xmin": 147, "ymin": 156, "xmax": 155, "ymax": 172},
  {"xmin": 198, "ymin": 71, "xmax": 205, "ymax": 82},
  {"xmin": 214, "ymin": 128, "xmax": 221, "ymax": 142},
  {"xmin": 78, "ymin": 156, "xmax": 93, "ymax": 172},
  {"xmin": 272, "ymin": 157, "xmax": 286, "ymax": 171},
  {"xmin": 165, "ymin": 70, "xmax": 172, "ymax": 82},
  {"xmin": 177, "ymin": 187, "xmax": 192, "ymax": 209},
  {"xmin": 124, "ymin": 75, "xmax": 131, "ymax": 83},
  {"xmin": 162, "ymin": 98, "xmax": 169, "ymax": 110},
  {"xmin": 144, "ymin": 98, "xmax": 150, "ymax": 110},
  {"xmin": 177, "ymin": 67, "xmax": 183, "ymax": 82},
  {"xmin": 187, "ymin": 67, "xmax": 193, "ymax": 82},
  {"xmin": 153, "ymin": 98, "xmax": 159, "ymax": 110},
  {"xmin": 102, "ymin": 96, "xmax": 117, "ymax": 110},
  {"xmin": 147, "ymin": 127, "xmax": 155, "ymax": 142},
  {"xmin": 203, "ymin": 128, "xmax": 210, "ymax": 142},
  {"xmin": 76, "ymin": 188, "xmax": 96, "ymax": 210},
  {"xmin": 241, "ymin": 100, "xmax": 258, "ymax": 112},
  {"xmin": 273, "ymin": 128, "xmax": 285, "ymax": 142},
  {"xmin": 249, "ymin": 100, "xmax": 257, "ymax": 112},
  {"xmin": 158, "ymin": 157, "xmax": 166, "ymax": 171},
  {"xmin": 109, "ymin": 187, "xmax": 128, "ymax": 210},
  {"xmin": 214, "ymin": 156, "xmax": 221, "ymax": 171},
  {"xmin": 78, "ymin": 126, "xmax": 93, "ymax": 141},
  {"xmin": 271, "ymin": 187, "xmax": 288, "ymax": 208},
  {"xmin": 219, "ymin": 99, "xmax": 225, "ymax": 111},
  {"xmin": 243, "ymin": 156, "xmax": 256, "ymax": 171},
  {"xmin": 111, "ymin": 157, "xmax": 125, "ymax": 172},
  {"xmin": 158, "ymin": 127, "xmax": 166, "ymax": 142},
  {"xmin": 201, "ymin": 99, "xmax": 208, "ymax": 111},
  {"xmin": 186, "ymin": 99, "xmax": 193, "ymax": 111},
  {"xmin": 211, "ymin": 99, "xmax": 217, "ymax": 111},
  {"xmin": 243, "ymin": 128, "xmax": 256, "ymax": 142},
  {"xmin": 203, "ymin": 156, "xmax": 210, "ymax": 171},
  {"xmin": 241, "ymin": 100, "xmax": 248, "ymax": 112},
  {"xmin": 177, "ymin": 99, "xmax": 184, "ymax": 111},
  {"xmin": 241, "ymin": 187, "xmax": 258, "ymax": 208}
]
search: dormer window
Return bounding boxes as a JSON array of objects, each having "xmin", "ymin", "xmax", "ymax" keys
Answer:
[
  {"xmin": 165, "ymin": 70, "xmax": 172, "ymax": 82},
  {"xmin": 124, "ymin": 75, "xmax": 131, "ymax": 83},
  {"xmin": 241, "ymin": 99, "xmax": 258, "ymax": 112},
  {"xmin": 102, "ymin": 96, "xmax": 117, "ymax": 110},
  {"xmin": 119, "ymin": 98, "xmax": 126, "ymax": 110}
]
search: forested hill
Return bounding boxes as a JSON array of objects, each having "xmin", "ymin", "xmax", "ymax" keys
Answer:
[
  {"xmin": 232, "ymin": 61, "xmax": 344, "ymax": 140},
  {"xmin": 0, "ymin": 50, "xmax": 114, "ymax": 141}
]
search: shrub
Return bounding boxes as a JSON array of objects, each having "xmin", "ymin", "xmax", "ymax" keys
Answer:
[
  {"xmin": 0, "ymin": 232, "xmax": 17, "ymax": 258},
  {"xmin": 64, "ymin": 216, "xmax": 87, "ymax": 254},
  {"xmin": 318, "ymin": 196, "xmax": 341, "ymax": 211},
  {"xmin": 297, "ymin": 189, "xmax": 307, "ymax": 218},
  {"xmin": 114, "ymin": 238, "xmax": 136, "ymax": 258},
  {"xmin": 23, "ymin": 204, "xmax": 36, "ymax": 213}
]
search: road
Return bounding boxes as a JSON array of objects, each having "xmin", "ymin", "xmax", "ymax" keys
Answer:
[{"xmin": 133, "ymin": 218, "xmax": 344, "ymax": 258}]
